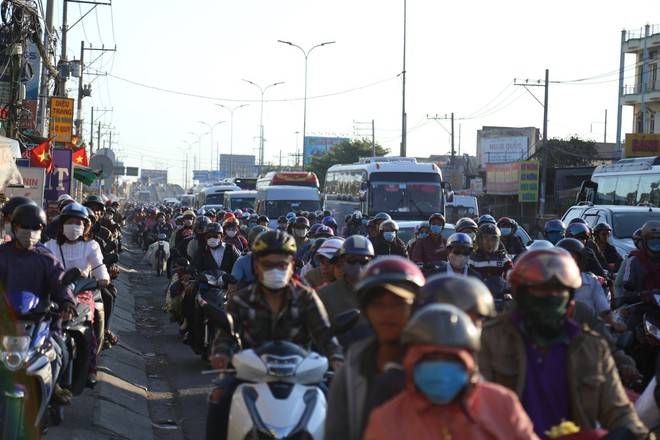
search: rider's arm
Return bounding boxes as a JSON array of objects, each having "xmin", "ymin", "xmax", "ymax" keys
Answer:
[
  {"xmin": 210, "ymin": 296, "xmax": 241, "ymax": 359},
  {"xmin": 46, "ymin": 254, "xmax": 76, "ymax": 309},
  {"xmin": 88, "ymin": 241, "xmax": 110, "ymax": 282},
  {"xmin": 301, "ymin": 289, "xmax": 344, "ymax": 362}
]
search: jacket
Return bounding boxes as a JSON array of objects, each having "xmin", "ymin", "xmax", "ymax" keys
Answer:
[
  {"xmin": 478, "ymin": 313, "xmax": 649, "ymax": 438},
  {"xmin": 211, "ymin": 281, "xmax": 343, "ymax": 361},
  {"xmin": 191, "ymin": 242, "xmax": 240, "ymax": 274},
  {"xmin": 411, "ymin": 234, "xmax": 448, "ymax": 264},
  {"xmin": 372, "ymin": 235, "xmax": 408, "ymax": 258},
  {"xmin": 364, "ymin": 344, "xmax": 539, "ymax": 440},
  {"xmin": 468, "ymin": 248, "xmax": 512, "ymax": 279}
]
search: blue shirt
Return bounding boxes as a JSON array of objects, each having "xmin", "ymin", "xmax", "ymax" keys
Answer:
[{"xmin": 231, "ymin": 253, "xmax": 256, "ymax": 286}]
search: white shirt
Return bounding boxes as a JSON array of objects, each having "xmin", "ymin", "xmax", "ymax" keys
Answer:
[
  {"xmin": 573, "ymin": 272, "xmax": 610, "ymax": 315},
  {"xmin": 210, "ymin": 243, "xmax": 225, "ymax": 268},
  {"xmin": 45, "ymin": 239, "xmax": 110, "ymax": 281}
]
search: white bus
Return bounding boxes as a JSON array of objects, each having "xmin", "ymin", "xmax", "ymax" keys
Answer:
[
  {"xmin": 196, "ymin": 185, "xmax": 241, "ymax": 208},
  {"xmin": 323, "ymin": 157, "xmax": 453, "ymax": 221},
  {"xmin": 578, "ymin": 156, "xmax": 660, "ymax": 206}
]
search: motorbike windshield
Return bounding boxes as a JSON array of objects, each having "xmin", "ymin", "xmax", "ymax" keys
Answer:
[
  {"xmin": 6, "ymin": 291, "xmax": 40, "ymax": 315},
  {"xmin": 369, "ymin": 172, "xmax": 442, "ymax": 220}
]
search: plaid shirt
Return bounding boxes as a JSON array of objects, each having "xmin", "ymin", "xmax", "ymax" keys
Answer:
[{"xmin": 211, "ymin": 280, "xmax": 343, "ymax": 361}]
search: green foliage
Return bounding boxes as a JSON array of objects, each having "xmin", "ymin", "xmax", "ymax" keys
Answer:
[
  {"xmin": 541, "ymin": 136, "xmax": 599, "ymax": 167},
  {"xmin": 308, "ymin": 138, "xmax": 389, "ymax": 189}
]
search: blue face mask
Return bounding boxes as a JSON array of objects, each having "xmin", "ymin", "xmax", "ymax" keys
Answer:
[
  {"xmin": 383, "ymin": 231, "xmax": 395, "ymax": 242},
  {"xmin": 430, "ymin": 225, "xmax": 443, "ymax": 235},
  {"xmin": 546, "ymin": 231, "xmax": 563, "ymax": 245},
  {"xmin": 362, "ymin": 219, "xmax": 368, "ymax": 226},
  {"xmin": 419, "ymin": 232, "xmax": 429, "ymax": 239},
  {"xmin": 647, "ymin": 238, "xmax": 660, "ymax": 253},
  {"xmin": 500, "ymin": 228, "xmax": 512, "ymax": 236},
  {"xmin": 413, "ymin": 360, "xmax": 469, "ymax": 404}
]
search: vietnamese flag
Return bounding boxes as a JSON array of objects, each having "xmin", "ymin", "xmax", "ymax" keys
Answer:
[
  {"xmin": 72, "ymin": 146, "xmax": 89, "ymax": 167},
  {"xmin": 66, "ymin": 134, "xmax": 80, "ymax": 150},
  {"xmin": 29, "ymin": 140, "xmax": 55, "ymax": 174}
]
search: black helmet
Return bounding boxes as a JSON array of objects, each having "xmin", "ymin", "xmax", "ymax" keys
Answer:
[
  {"xmin": 478, "ymin": 223, "xmax": 500, "ymax": 237},
  {"xmin": 11, "ymin": 204, "xmax": 47, "ymax": 228},
  {"xmin": 456, "ymin": 217, "xmax": 478, "ymax": 232},
  {"xmin": 593, "ymin": 222, "xmax": 612, "ymax": 234},
  {"xmin": 83, "ymin": 195, "xmax": 105, "ymax": 211},
  {"xmin": 556, "ymin": 238, "xmax": 587, "ymax": 270},
  {"xmin": 247, "ymin": 225, "xmax": 269, "ymax": 246},
  {"xmin": 251, "ymin": 230, "xmax": 297, "ymax": 257},
  {"xmin": 277, "ymin": 216, "xmax": 287, "ymax": 223},
  {"xmin": 60, "ymin": 202, "xmax": 90, "ymax": 221},
  {"xmin": 258, "ymin": 215, "xmax": 269, "ymax": 224},
  {"xmin": 420, "ymin": 274, "xmax": 496, "ymax": 318},
  {"xmin": 85, "ymin": 207, "xmax": 96, "ymax": 222},
  {"xmin": 2, "ymin": 196, "xmax": 37, "ymax": 215},
  {"xmin": 204, "ymin": 222, "xmax": 222, "ymax": 235},
  {"xmin": 194, "ymin": 215, "xmax": 212, "ymax": 230},
  {"xmin": 446, "ymin": 233, "xmax": 474, "ymax": 250},
  {"xmin": 401, "ymin": 304, "xmax": 481, "ymax": 351}
]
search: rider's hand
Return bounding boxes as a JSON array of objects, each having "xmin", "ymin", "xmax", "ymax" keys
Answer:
[
  {"xmin": 98, "ymin": 279, "xmax": 110, "ymax": 288},
  {"xmin": 184, "ymin": 283, "xmax": 197, "ymax": 296},
  {"xmin": 611, "ymin": 321, "xmax": 628, "ymax": 333},
  {"xmin": 61, "ymin": 305, "xmax": 75, "ymax": 321},
  {"xmin": 210, "ymin": 354, "xmax": 230, "ymax": 370},
  {"xmin": 620, "ymin": 365, "xmax": 641, "ymax": 384},
  {"xmin": 329, "ymin": 359, "xmax": 344, "ymax": 372}
]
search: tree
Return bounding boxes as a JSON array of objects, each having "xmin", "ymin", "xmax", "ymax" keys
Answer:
[
  {"xmin": 538, "ymin": 136, "xmax": 600, "ymax": 167},
  {"xmin": 308, "ymin": 138, "xmax": 389, "ymax": 189}
]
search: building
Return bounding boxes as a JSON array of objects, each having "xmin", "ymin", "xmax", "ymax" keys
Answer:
[{"xmin": 218, "ymin": 154, "xmax": 257, "ymax": 177}]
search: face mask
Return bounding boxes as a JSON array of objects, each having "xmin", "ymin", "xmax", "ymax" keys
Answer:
[
  {"xmin": 546, "ymin": 231, "xmax": 563, "ymax": 245},
  {"xmin": 500, "ymin": 228, "xmax": 512, "ymax": 236},
  {"xmin": 466, "ymin": 232, "xmax": 476, "ymax": 241},
  {"xmin": 449, "ymin": 253, "xmax": 470, "ymax": 270},
  {"xmin": 63, "ymin": 224, "xmax": 85, "ymax": 241},
  {"xmin": 158, "ymin": 218, "xmax": 165, "ymax": 224},
  {"xmin": 419, "ymin": 232, "xmax": 429, "ymax": 239},
  {"xmin": 226, "ymin": 230, "xmax": 237, "ymax": 238},
  {"xmin": 15, "ymin": 228, "xmax": 41, "ymax": 248},
  {"xmin": 518, "ymin": 293, "xmax": 569, "ymax": 346},
  {"xmin": 430, "ymin": 225, "xmax": 442, "ymax": 235},
  {"xmin": 413, "ymin": 361, "xmax": 469, "ymax": 404},
  {"xmin": 362, "ymin": 219, "xmax": 368, "ymax": 226},
  {"xmin": 294, "ymin": 229, "xmax": 307, "ymax": 238},
  {"xmin": 343, "ymin": 261, "xmax": 365, "ymax": 280},
  {"xmin": 105, "ymin": 214, "xmax": 113, "ymax": 220},
  {"xmin": 261, "ymin": 268, "xmax": 291, "ymax": 290},
  {"xmin": 383, "ymin": 231, "xmax": 395, "ymax": 242},
  {"xmin": 3, "ymin": 223, "xmax": 14, "ymax": 239},
  {"xmin": 647, "ymin": 238, "xmax": 660, "ymax": 254},
  {"xmin": 183, "ymin": 219, "xmax": 193, "ymax": 227},
  {"xmin": 207, "ymin": 238, "xmax": 221, "ymax": 248}
]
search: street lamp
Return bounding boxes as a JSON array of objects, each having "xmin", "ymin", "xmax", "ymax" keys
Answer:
[
  {"xmin": 198, "ymin": 121, "xmax": 225, "ymax": 175},
  {"xmin": 242, "ymin": 80, "xmax": 284, "ymax": 175},
  {"xmin": 216, "ymin": 103, "xmax": 249, "ymax": 177},
  {"xmin": 188, "ymin": 131, "xmax": 210, "ymax": 172},
  {"xmin": 176, "ymin": 144, "xmax": 194, "ymax": 189},
  {"xmin": 277, "ymin": 39, "xmax": 335, "ymax": 171}
]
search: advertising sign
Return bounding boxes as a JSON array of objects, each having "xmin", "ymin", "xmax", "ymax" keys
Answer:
[
  {"xmin": 141, "ymin": 169, "xmax": 168, "ymax": 184},
  {"xmin": 193, "ymin": 170, "xmax": 210, "ymax": 181},
  {"xmin": 486, "ymin": 162, "xmax": 519, "ymax": 195},
  {"xmin": 6, "ymin": 167, "xmax": 45, "ymax": 207},
  {"xmin": 624, "ymin": 133, "xmax": 660, "ymax": 158},
  {"xmin": 518, "ymin": 161, "xmax": 539, "ymax": 203},
  {"xmin": 44, "ymin": 148, "xmax": 73, "ymax": 202},
  {"xmin": 304, "ymin": 136, "xmax": 349, "ymax": 165},
  {"xmin": 479, "ymin": 136, "xmax": 528, "ymax": 168},
  {"xmin": 49, "ymin": 97, "xmax": 75, "ymax": 143}
]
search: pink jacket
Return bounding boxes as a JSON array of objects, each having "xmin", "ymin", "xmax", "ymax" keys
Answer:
[
  {"xmin": 363, "ymin": 345, "xmax": 539, "ymax": 440},
  {"xmin": 410, "ymin": 234, "xmax": 448, "ymax": 264}
]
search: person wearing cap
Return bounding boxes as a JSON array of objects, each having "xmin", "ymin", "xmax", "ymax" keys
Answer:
[
  {"xmin": 304, "ymin": 237, "xmax": 345, "ymax": 289},
  {"xmin": 326, "ymin": 256, "xmax": 425, "ymax": 440},
  {"xmin": 411, "ymin": 213, "xmax": 449, "ymax": 265},
  {"xmin": 363, "ymin": 304, "xmax": 538, "ymax": 440},
  {"xmin": 479, "ymin": 248, "xmax": 648, "ymax": 438}
]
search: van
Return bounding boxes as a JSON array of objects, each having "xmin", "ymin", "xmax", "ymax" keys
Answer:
[
  {"xmin": 224, "ymin": 190, "xmax": 257, "ymax": 212},
  {"xmin": 255, "ymin": 186, "xmax": 322, "ymax": 228},
  {"xmin": 444, "ymin": 196, "xmax": 479, "ymax": 224},
  {"xmin": 197, "ymin": 185, "xmax": 241, "ymax": 208}
]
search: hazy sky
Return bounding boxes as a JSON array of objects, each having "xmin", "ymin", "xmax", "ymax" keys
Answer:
[{"xmin": 55, "ymin": 0, "xmax": 658, "ymax": 186}]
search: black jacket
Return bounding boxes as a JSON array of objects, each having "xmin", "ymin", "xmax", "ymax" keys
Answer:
[
  {"xmin": 372, "ymin": 235, "xmax": 408, "ymax": 258},
  {"xmin": 191, "ymin": 243, "xmax": 240, "ymax": 274}
]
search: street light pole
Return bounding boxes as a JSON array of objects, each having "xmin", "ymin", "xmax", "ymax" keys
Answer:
[
  {"xmin": 242, "ymin": 80, "xmax": 283, "ymax": 176},
  {"xmin": 198, "ymin": 121, "xmax": 225, "ymax": 175},
  {"xmin": 188, "ymin": 131, "xmax": 210, "ymax": 172},
  {"xmin": 216, "ymin": 104, "xmax": 248, "ymax": 177},
  {"xmin": 278, "ymin": 40, "xmax": 335, "ymax": 171}
]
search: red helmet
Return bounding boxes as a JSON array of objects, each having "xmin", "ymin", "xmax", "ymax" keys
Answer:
[
  {"xmin": 294, "ymin": 216, "xmax": 310, "ymax": 228},
  {"xmin": 355, "ymin": 256, "xmax": 425, "ymax": 309},
  {"xmin": 508, "ymin": 248, "xmax": 581, "ymax": 295}
]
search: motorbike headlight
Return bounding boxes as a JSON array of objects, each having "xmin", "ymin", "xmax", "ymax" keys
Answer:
[
  {"xmin": 644, "ymin": 320, "xmax": 660, "ymax": 340},
  {"xmin": 261, "ymin": 354, "xmax": 302, "ymax": 377},
  {"xmin": 1, "ymin": 336, "xmax": 31, "ymax": 371}
]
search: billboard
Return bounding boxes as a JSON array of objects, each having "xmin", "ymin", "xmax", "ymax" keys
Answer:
[
  {"xmin": 479, "ymin": 136, "xmax": 528, "ymax": 168},
  {"xmin": 141, "ymin": 169, "xmax": 168, "ymax": 184},
  {"xmin": 624, "ymin": 133, "xmax": 660, "ymax": 158},
  {"xmin": 44, "ymin": 148, "xmax": 73, "ymax": 203},
  {"xmin": 486, "ymin": 162, "xmax": 519, "ymax": 195},
  {"xmin": 49, "ymin": 97, "xmax": 75, "ymax": 143},
  {"xmin": 6, "ymin": 167, "xmax": 45, "ymax": 207},
  {"xmin": 304, "ymin": 136, "xmax": 349, "ymax": 165},
  {"xmin": 518, "ymin": 161, "xmax": 539, "ymax": 203}
]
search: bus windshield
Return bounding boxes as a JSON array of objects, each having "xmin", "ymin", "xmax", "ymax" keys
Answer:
[
  {"xmin": 205, "ymin": 193, "xmax": 227, "ymax": 205},
  {"xmin": 266, "ymin": 200, "xmax": 322, "ymax": 218},
  {"xmin": 369, "ymin": 172, "xmax": 442, "ymax": 218},
  {"xmin": 228, "ymin": 197, "xmax": 255, "ymax": 210},
  {"xmin": 593, "ymin": 174, "xmax": 660, "ymax": 206}
]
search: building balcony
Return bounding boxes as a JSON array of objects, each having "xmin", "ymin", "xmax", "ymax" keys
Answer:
[
  {"xmin": 622, "ymin": 82, "xmax": 660, "ymax": 104},
  {"xmin": 623, "ymin": 24, "xmax": 660, "ymax": 53}
]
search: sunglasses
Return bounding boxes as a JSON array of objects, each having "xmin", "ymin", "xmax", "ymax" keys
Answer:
[
  {"xmin": 259, "ymin": 260, "xmax": 292, "ymax": 270},
  {"xmin": 206, "ymin": 234, "xmax": 220, "ymax": 239},
  {"xmin": 346, "ymin": 257, "xmax": 371, "ymax": 265},
  {"xmin": 17, "ymin": 225, "xmax": 41, "ymax": 231}
]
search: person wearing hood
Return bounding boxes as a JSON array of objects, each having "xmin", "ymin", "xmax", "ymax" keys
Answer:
[
  {"xmin": 411, "ymin": 213, "xmax": 448, "ymax": 265},
  {"xmin": 364, "ymin": 303, "xmax": 538, "ymax": 440},
  {"xmin": 372, "ymin": 219, "xmax": 408, "ymax": 258}
]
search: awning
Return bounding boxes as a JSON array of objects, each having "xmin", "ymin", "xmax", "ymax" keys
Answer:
[{"xmin": 73, "ymin": 165, "xmax": 102, "ymax": 186}]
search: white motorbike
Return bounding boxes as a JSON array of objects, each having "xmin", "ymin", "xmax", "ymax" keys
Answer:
[{"xmin": 202, "ymin": 303, "xmax": 358, "ymax": 440}]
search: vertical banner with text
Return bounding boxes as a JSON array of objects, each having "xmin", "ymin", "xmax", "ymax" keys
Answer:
[
  {"xmin": 518, "ymin": 161, "xmax": 539, "ymax": 202},
  {"xmin": 49, "ymin": 97, "xmax": 75, "ymax": 143}
]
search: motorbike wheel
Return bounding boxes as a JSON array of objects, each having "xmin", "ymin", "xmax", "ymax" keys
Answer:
[
  {"xmin": 48, "ymin": 403, "xmax": 64, "ymax": 426},
  {"xmin": 156, "ymin": 254, "xmax": 163, "ymax": 277}
]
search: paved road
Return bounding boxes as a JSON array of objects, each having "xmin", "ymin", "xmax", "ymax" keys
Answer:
[{"xmin": 48, "ymin": 240, "xmax": 212, "ymax": 440}]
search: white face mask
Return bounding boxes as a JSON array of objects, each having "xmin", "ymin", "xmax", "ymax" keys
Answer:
[
  {"xmin": 63, "ymin": 224, "xmax": 85, "ymax": 241},
  {"xmin": 15, "ymin": 228, "xmax": 41, "ymax": 248},
  {"xmin": 448, "ymin": 253, "xmax": 470, "ymax": 270},
  {"xmin": 183, "ymin": 219, "xmax": 193, "ymax": 227},
  {"xmin": 294, "ymin": 229, "xmax": 307, "ymax": 238},
  {"xmin": 226, "ymin": 230, "xmax": 237, "ymax": 238},
  {"xmin": 261, "ymin": 268, "xmax": 291, "ymax": 290},
  {"xmin": 207, "ymin": 238, "xmax": 221, "ymax": 248}
]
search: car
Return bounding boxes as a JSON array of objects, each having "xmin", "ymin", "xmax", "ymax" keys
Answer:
[
  {"xmin": 561, "ymin": 204, "xmax": 660, "ymax": 257},
  {"xmin": 397, "ymin": 221, "xmax": 533, "ymax": 248},
  {"xmin": 200, "ymin": 204, "xmax": 224, "ymax": 212}
]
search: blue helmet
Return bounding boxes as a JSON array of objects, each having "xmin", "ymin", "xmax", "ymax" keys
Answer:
[
  {"xmin": 60, "ymin": 202, "xmax": 89, "ymax": 221},
  {"xmin": 322, "ymin": 216, "xmax": 338, "ymax": 231},
  {"xmin": 374, "ymin": 212, "xmax": 391, "ymax": 222},
  {"xmin": 446, "ymin": 233, "xmax": 473, "ymax": 250},
  {"xmin": 544, "ymin": 219, "xmax": 565, "ymax": 233},
  {"xmin": 340, "ymin": 235, "xmax": 375, "ymax": 257},
  {"xmin": 286, "ymin": 212, "xmax": 296, "ymax": 219},
  {"xmin": 477, "ymin": 214, "xmax": 496, "ymax": 226}
]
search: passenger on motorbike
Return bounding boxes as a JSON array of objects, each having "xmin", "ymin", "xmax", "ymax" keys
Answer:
[
  {"xmin": 456, "ymin": 217, "xmax": 478, "ymax": 242},
  {"xmin": 206, "ymin": 229, "xmax": 343, "ymax": 440},
  {"xmin": 45, "ymin": 202, "xmax": 110, "ymax": 386},
  {"xmin": 594, "ymin": 222, "xmax": 624, "ymax": 272},
  {"xmin": 469, "ymin": 224, "xmax": 512, "ymax": 279},
  {"xmin": 497, "ymin": 217, "xmax": 526, "ymax": 258},
  {"xmin": 425, "ymin": 233, "xmax": 483, "ymax": 278},
  {"xmin": 341, "ymin": 211, "xmax": 367, "ymax": 238},
  {"xmin": 565, "ymin": 221, "xmax": 609, "ymax": 278},
  {"xmin": 228, "ymin": 225, "xmax": 269, "ymax": 293},
  {"xmin": 411, "ymin": 213, "xmax": 448, "ymax": 265},
  {"xmin": 304, "ymin": 237, "xmax": 344, "ymax": 290},
  {"xmin": 613, "ymin": 228, "xmax": 644, "ymax": 299},
  {"xmin": 326, "ymin": 256, "xmax": 424, "ymax": 440},
  {"xmin": 372, "ymin": 219, "xmax": 408, "ymax": 258},
  {"xmin": 364, "ymin": 304, "xmax": 538, "ymax": 440},
  {"xmin": 222, "ymin": 217, "xmax": 248, "ymax": 253},
  {"xmin": 543, "ymin": 218, "xmax": 566, "ymax": 245},
  {"xmin": 622, "ymin": 220, "xmax": 660, "ymax": 295},
  {"xmin": 479, "ymin": 248, "xmax": 648, "ymax": 438},
  {"xmin": 0, "ymin": 196, "xmax": 37, "ymax": 242},
  {"xmin": 185, "ymin": 215, "xmax": 212, "ymax": 259}
]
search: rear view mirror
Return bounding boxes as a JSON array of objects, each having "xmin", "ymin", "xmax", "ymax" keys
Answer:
[
  {"xmin": 62, "ymin": 268, "xmax": 82, "ymax": 285},
  {"xmin": 331, "ymin": 309, "xmax": 360, "ymax": 335}
]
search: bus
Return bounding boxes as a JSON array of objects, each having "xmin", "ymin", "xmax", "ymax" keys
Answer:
[
  {"xmin": 223, "ymin": 190, "xmax": 257, "ymax": 211},
  {"xmin": 196, "ymin": 185, "xmax": 241, "ymax": 208},
  {"xmin": 256, "ymin": 171, "xmax": 319, "ymax": 189},
  {"xmin": 223, "ymin": 177, "xmax": 257, "ymax": 191},
  {"xmin": 578, "ymin": 156, "xmax": 660, "ymax": 206},
  {"xmin": 323, "ymin": 157, "xmax": 454, "ymax": 221}
]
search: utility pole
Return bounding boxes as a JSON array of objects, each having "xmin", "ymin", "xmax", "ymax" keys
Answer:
[
  {"xmin": 427, "ymin": 113, "xmax": 456, "ymax": 162},
  {"xmin": 400, "ymin": 0, "xmax": 407, "ymax": 157},
  {"xmin": 37, "ymin": 0, "xmax": 55, "ymax": 134},
  {"xmin": 89, "ymin": 107, "xmax": 112, "ymax": 155},
  {"xmin": 56, "ymin": 0, "xmax": 68, "ymax": 97},
  {"xmin": 76, "ymin": 43, "xmax": 115, "ymax": 137}
]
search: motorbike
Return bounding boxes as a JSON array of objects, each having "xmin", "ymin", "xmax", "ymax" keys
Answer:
[
  {"xmin": 193, "ymin": 270, "xmax": 232, "ymax": 359},
  {"xmin": 202, "ymin": 303, "xmax": 358, "ymax": 440},
  {"xmin": 483, "ymin": 275, "xmax": 513, "ymax": 314},
  {"xmin": 155, "ymin": 233, "xmax": 168, "ymax": 277},
  {"xmin": 0, "ymin": 291, "xmax": 59, "ymax": 439}
]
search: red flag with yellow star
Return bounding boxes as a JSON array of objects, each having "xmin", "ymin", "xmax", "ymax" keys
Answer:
[
  {"xmin": 66, "ymin": 134, "xmax": 80, "ymax": 150},
  {"xmin": 29, "ymin": 140, "xmax": 55, "ymax": 174},
  {"xmin": 72, "ymin": 146, "xmax": 89, "ymax": 167}
]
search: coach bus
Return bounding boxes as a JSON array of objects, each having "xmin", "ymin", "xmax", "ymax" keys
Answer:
[
  {"xmin": 323, "ymin": 157, "xmax": 454, "ymax": 221},
  {"xmin": 577, "ymin": 156, "xmax": 660, "ymax": 206},
  {"xmin": 255, "ymin": 171, "xmax": 319, "ymax": 189}
]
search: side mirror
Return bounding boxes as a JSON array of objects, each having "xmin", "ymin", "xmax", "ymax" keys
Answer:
[
  {"xmin": 331, "ymin": 309, "xmax": 360, "ymax": 336},
  {"xmin": 62, "ymin": 268, "xmax": 82, "ymax": 285}
]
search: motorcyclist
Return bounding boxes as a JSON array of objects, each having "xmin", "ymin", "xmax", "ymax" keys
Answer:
[
  {"xmin": 82, "ymin": 195, "xmax": 115, "ymax": 252},
  {"xmin": 411, "ymin": 213, "xmax": 448, "ymax": 265},
  {"xmin": 468, "ymin": 223, "xmax": 512, "ymax": 279},
  {"xmin": 256, "ymin": 215, "xmax": 269, "ymax": 227},
  {"xmin": 497, "ymin": 217, "xmax": 526, "ymax": 257},
  {"xmin": 364, "ymin": 304, "xmax": 538, "ymax": 440},
  {"xmin": 593, "ymin": 222, "xmax": 624, "ymax": 272},
  {"xmin": 1, "ymin": 196, "xmax": 37, "ymax": 242},
  {"xmin": 372, "ymin": 212, "xmax": 391, "ymax": 230},
  {"xmin": 0, "ymin": 204, "xmax": 77, "ymax": 404},
  {"xmin": 276, "ymin": 215, "xmax": 288, "ymax": 231},
  {"xmin": 321, "ymin": 215, "xmax": 339, "ymax": 236},
  {"xmin": 303, "ymin": 237, "xmax": 344, "ymax": 290},
  {"xmin": 228, "ymin": 225, "xmax": 269, "ymax": 293},
  {"xmin": 425, "ymin": 233, "xmax": 483, "ymax": 279},
  {"xmin": 43, "ymin": 194, "xmax": 76, "ymax": 241},
  {"xmin": 170, "ymin": 209, "xmax": 195, "ymax": 253},
  {"xmin": 326, "ymin": 256, "xmax": 424, "ymax": 440},
  {"xmin": 149, "ymin": 212, "xmax": 173, "ymax": 241},
  {"xmin": 565, "ymin": 222, "xmax": 608, "ymax": 278},
  {"xmin": 372, "ymin": 219, "xmax": 408, "ymax": 257},
  {"xmin": 456, "ymin": 217, "xmax": 478, "ymax": 242},
  {"xmin": 222, "ymin": 217, "xmax": 248, "ymax": 253},
  {"xmin": 206, "ymin": 229, "xmax": 343, "ymax": 440},
  {"xmin": 291, "ymin": 216, "xmax": 310, "ymax": 249},
  {"xmin": 406, "ymin": 222, "xmax": 425, "ymax": 257},
  {"xmin": 478, "ymin": 248, "xmax": 648, "ymax": 438},
  {"xmin": 185, "ymin": 215, "xmax": 212, "ymax": 260},
  {"xmin": 365, "ymin": 219, "xmax": 378, "ymax": 239},
  {"xmin": 613, "ymin": 228, "xmax": 643, "ymax": 298},
  {"xmin": 543, "ymin": 218, "xmax": 566, "ymax": 245},
  {"xmin": 341, "ymin": 210, "xmax": 367, "ymax": 238}
]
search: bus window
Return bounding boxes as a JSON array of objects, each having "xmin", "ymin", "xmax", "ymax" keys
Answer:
[
  {"xmin": 615, "ymin": 175, "xmax": 640, "ymax": 205},
  {"xmin": 595, "ymin": 177, "xmax": 617, "ymax": 205},
  {"xmin": 639, "ymin": 175, "xmax": 660, "ymax": 206}
]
